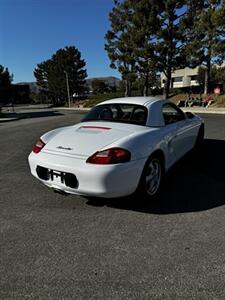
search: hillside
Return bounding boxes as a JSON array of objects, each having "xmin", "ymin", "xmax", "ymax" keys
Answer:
[
  {"xmin": 86, "ymin": 76, "xmax": 121, "ymax": 90},
  {"xmin": 17, "ymin": 76, "xmax": 121, "ymax": 93},
  {"xmin": 16, "ymin": 82, "xmax": 40, "ymax": 93}
]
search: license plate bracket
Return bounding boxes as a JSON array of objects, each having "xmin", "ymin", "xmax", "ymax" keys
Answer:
[
  {"xmin": 49, "ymin": 169, "xmax": 65, "ymax": 183},
  {"xmin": 36, "ymin": 166, "xmax": 78, "ymax": 189}
]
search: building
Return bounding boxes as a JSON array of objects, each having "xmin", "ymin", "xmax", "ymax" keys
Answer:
[
  {"xmin": 161, "ymin": 67, "xmax": 199, "ymax": 89},
  {"xmin": 161, "ymin": 62, "xmax": 225, "ymax": 91}
]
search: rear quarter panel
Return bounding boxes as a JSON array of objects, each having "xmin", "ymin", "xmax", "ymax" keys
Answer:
[{"xmin": 108, "ymin": 126, "xmax": 172, "ymax": 171}]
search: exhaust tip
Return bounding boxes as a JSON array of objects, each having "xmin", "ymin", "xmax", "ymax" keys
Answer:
[{"xmin": 36, "ymin": 166, "xmax": 49, "ymax": 181}]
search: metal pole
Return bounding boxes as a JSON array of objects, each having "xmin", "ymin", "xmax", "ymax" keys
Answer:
[{"xmin": 65, "ymin": 71, "xmax": 71, "ymax": 107}]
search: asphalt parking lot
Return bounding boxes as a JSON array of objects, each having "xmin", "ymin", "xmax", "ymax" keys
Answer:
[{"xmin": 0, "ymin": 111, "xmax": 225, "ymax": 299}]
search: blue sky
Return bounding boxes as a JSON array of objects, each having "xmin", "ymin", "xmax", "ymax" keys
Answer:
[{"xmin": 0, "ymin": 0, "xmax": 120, "ymax": 83}]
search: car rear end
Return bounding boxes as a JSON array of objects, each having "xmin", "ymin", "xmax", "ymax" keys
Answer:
[{"xmin": 28, "ymin": 123, "xmax": 146, "ymax": 198}]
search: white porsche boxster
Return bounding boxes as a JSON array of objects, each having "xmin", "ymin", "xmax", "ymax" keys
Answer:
[{"xmin": 28, "ymin": 97, "xmax": 204, "ymax": 198}]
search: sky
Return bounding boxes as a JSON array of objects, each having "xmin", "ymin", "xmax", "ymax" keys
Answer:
[{"xmin": 0, "ymin": 0, "xmax": 120, "ymax": 83}]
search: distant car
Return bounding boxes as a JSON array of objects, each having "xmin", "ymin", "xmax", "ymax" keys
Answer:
[{"xmin": 28, "ymin": 97, "xmax": 204, "ymax": 199}]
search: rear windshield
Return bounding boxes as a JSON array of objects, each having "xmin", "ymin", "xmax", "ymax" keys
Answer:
[{"xmin": 82, "ymin": 104, "xmax": 147, "ymax": 126}]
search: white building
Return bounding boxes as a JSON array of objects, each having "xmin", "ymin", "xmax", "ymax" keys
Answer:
[
  {"xmin": 161, "ymin": 67, "xmax": 199, "ymax": 89},
  {"xmin": 161, "ymin": 63, "xmax": 225, "ymax": 89}
]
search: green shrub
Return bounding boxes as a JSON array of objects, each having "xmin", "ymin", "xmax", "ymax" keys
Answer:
[
  {"xmin": 83, "ymin": 90, "xmax": 157, "ymax": 108},
  {"xmin": 84, "ymin": 92, "xmax": 125, "ymax": 107}
]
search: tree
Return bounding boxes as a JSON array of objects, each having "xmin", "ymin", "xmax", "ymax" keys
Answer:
[
  {"xmin": 128, "ymin": 0, "xmax": 160, "ymax": 96},
  {"xmin": 105, "ymin": 1, "xmax": 137, "ymax": 97},
  {"xmin": 0, "ymin": 66, "xmax": 13, "ymax": 87},
  {"xmin": 198, "ymin": 65, "xmax": 225, "ymax": 92},
  {"xmin": 92, "ymin": 79, "xmax": 109, "ymax": 94},
  {"xmin": 105, "ymin": 0, "xmax": 188, "ymax": 98},
  {"xmin": 153, "ymin": 0, "xmax": 187, "ymax": 98},
  {"xmin": 215, "ymin": 66, "xmax": 225, "ymax": 91},
  {"xmin": 0, "ymin": 65, "xmax": 13, "ymax": 104},
  {"xmin": 185, "ymin": 0, "xmax": 225, "ymax": 94},
  {"xmin": 34, "ymin": 46, "xmax": 87, "ymax": 105},
  {"xmin": 137, "ymin": 72, "xmax": 160, "ymax": 96},
  {"xmin": 105, "ymin": 0, "xmax": 162, "ymax": 97},
  {"xmin": 197, "ymin": 65, "xmax": 218, "ymax": 89}
]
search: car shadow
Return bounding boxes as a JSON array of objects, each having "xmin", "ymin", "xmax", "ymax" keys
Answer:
[
  {"xmin": 86, "ymin": 139, "xmax": 225, "ymax": 214},
  {"xmin": 1, "ymin": 110, "xmax": 64, "ymax": 120}
]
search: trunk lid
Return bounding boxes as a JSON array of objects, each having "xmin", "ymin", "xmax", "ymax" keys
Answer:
[{"xmin": 43, "ymin": 122, "xmax": 139, "ymax": 158}]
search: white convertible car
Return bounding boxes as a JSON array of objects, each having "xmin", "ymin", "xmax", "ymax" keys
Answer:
[{"xmin": 28, "ymin": 97, "xmax": 204, "ymax": 198}]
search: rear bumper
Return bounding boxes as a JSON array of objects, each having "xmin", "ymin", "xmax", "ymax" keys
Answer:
[{"xmin": 28, "ymin": 151, "xmax": 146, "ymax": 198}]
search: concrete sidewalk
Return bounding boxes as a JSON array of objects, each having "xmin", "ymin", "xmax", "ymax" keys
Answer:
[
  {"xmin": 58, "ymin": 106, "xmax": 225, "ymax": 114},
  {"xmin": 57, "ymin": 107, "xmax": 90, "ymax": 111},
  {"xmin": 0, "ymin": 117, "xmax": 19, "ymax": 122},
  {"xmin": 0, "ymin": 112, "xmax": 21, "ymax": 123},
  {"xmin": 1, "ymin": 105, "xmax": 224, "ymax": 123},
  {"xmin": 0, "ymin": 108, "xmax": 61, "ymax": 123},
  {"xmin": 182, "ymin": 107, "xmax": 225, "ymax": 114}
]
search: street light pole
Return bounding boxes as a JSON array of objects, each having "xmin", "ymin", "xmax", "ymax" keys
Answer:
[{"xmin": 64, "ymin": 71, "xmax": 71, "ymax": 107}]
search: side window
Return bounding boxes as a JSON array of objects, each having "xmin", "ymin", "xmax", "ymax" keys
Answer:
[
  {"xmin": 162, "ymin": 103, "xmax": 185, "ymax": 125},
  {"xmin": 130, "ymin": 107, "xmax": 147, "ymax": 125}
]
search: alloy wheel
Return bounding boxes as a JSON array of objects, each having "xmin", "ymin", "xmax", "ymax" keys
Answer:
[{"xmin": 145, "ymin": 158, "xmax": 162, "ymax": 196}]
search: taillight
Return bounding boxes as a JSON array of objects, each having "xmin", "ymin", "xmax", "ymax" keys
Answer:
[
  {"xmin": 32, "ymin": 138, "xmax": 46, "ymax": 154},
  {"xmin": 86, "ymin": 148, "xmax": 131, "ymax": 165}
]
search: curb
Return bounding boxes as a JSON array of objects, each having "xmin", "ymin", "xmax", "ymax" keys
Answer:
[
  {"xmin": 182, "ymin": 108, "xmax": 225, "ymax": 115},
  {"xmin": 1, "ymin": 107, "xmax": 224, "ymax": 123},
  {"xmin": 58, "ymin": 107, "xmax": 225, "ymax": 115},
  {"xmin": 0, "ymin": 117, "xmax": 20, "ymax": 123},
  {"xmin": 57, "ymin": 107, "xmax": 90, "ymax": 111}
]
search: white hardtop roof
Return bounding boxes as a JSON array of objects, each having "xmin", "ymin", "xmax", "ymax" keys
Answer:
[
  {"xmin": 95, "ymin": 96, "xmax": 172, "ymax": 127},
  {"xmin": 98, "ymin": 96, "xmax": 165, "ymax": 106}
]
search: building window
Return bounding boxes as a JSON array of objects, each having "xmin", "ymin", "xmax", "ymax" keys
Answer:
[
  {"xmin": 172, "ymin": 77, "xmax": 183, "ymax": 82},
  {"xmin": 190, "ymin": 75, "xmax": 197, "ymax": 81}
]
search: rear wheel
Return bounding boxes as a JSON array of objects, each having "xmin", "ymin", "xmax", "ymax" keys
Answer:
[{"xmin": 138, "ymin": 154, "xmax": 164, "ymax": 199}]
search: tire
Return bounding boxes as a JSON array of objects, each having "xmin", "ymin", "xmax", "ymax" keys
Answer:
[
  {"xmin": 195, "ymin": 124, "xmax": 204, "ymax": 149},
  {"xmin": 138, "ymin": 154, "xmax": 164, "ymax": 199}
]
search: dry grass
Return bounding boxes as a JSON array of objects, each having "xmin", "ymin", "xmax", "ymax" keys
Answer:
[
  {"xmin": 169, "ymin": 94, "xmax": 188, "ymax": 104},
  {"xmin": 215, "ymin": 95, "xmax": 225, "ymax": 107},
  {"xmin": 69, "ymin": 92, "xmax": 225, "ymax": 108},
  {"xmin": 169, "ymin": 93, "xmax": 225, "ymax": 107}
]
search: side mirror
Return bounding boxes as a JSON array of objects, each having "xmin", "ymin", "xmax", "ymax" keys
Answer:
[{"xmin": 185, "ymin": 112, "xmax": 195, "ymax": 119}]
